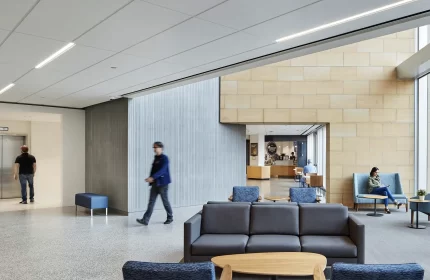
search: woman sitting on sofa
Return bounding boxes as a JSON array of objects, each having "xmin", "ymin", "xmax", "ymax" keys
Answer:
[{"xmin": 368, "ymin": 167, "xmax": 402, "ymax": 214}]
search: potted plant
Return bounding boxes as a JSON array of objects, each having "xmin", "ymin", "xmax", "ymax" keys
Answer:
[{"xmin": 417, "ymin": 189, "xmax": 426, "ymax": 201}]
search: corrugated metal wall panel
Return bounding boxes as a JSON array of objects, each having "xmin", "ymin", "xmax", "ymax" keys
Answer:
[
  {"xmin": 128, "ymin": 78, "xmax": 245, "ymax": 213},
  {"xmin": 85, "ymin": 98, "xmax": 128, "ymax": 212}
]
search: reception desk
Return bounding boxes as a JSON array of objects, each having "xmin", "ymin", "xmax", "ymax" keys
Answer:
[
  {"xmin": 270, "ymin": 165, "xmax": 296, "ymax": 178},
  {"xmin": 247, "ymin": 166, "xmax": 271, "ymax": 180}
]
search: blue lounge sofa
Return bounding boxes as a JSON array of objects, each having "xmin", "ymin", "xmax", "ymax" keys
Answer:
[
  {"xmin": 353, "ymin": 173, "xmax": 408, "ymax": 212},
  {"xmin": 331, "ymin": 263, "xmax": 424, "ymax": 280},
  {"xmin": 122, "ymin": 261, "xmax": 216, "ymax": 280}
]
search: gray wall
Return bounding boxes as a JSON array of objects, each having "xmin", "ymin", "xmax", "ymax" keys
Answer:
[
  {"xmin": 128, "ymin": 78, "xmax": 246, "ymax": 213},
  {"xmin": 85, "ymin": 98, "xmax": 128, "ymax": 212}
]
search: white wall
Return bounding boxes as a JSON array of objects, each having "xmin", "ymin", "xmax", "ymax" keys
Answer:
[
  {"xmin": 0, "ymin": 120, "xmax": 31, "ymax": 141},
  {"xmin": 0, "ymin": 103, "xmax": 85, "ymax": 206},
  {"xmin": 31, "ymin": 122, "xmax": 62, "ymax": 207}
]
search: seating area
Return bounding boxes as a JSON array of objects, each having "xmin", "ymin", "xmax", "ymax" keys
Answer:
[
  {"xmin": 353, "ymin": 173, "xmax": 408, "ymax": 212},
  {"xmin": 184, "ymin": 203, "xmax": 364, "ymax": 265}
]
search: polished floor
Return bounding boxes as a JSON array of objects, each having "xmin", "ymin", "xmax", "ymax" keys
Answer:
[{"xmin": 0, "ymin": 188, "xmax": 428, "ymax": 279}]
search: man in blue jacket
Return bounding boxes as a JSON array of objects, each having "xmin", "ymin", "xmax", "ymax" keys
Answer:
[{"xmin": 137, "ymin": 142, "xmax": 173, "ymax": 225}]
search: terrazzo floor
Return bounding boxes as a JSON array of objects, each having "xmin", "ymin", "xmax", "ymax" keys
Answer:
[{"xmin": 1, "ymin": 180, "xmax": 429, "ymax": 280}]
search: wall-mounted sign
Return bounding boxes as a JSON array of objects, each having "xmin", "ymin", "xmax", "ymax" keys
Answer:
[
  {"xmin": 0, "ymin": 127, "xmax": 8, "ymax": 131},
  {"xmin": 266, "ymin": 142, "xmax": 277, "ymax": 155}
]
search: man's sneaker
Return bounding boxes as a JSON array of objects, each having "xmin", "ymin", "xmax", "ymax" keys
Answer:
[
  {"xmin": 19, "ymin": 201, "xmax": 27, "ymax": 204},
  {"xmin": 30, "ymin": 199, "xmax": 34, "ymax": 203},
  {"xmin": 136, "ymin": 218, "xmax": 148, "ymax": 226},
  {"xmin": 164, "ymin": 219, "xmax": 173, "ymax": 225}
]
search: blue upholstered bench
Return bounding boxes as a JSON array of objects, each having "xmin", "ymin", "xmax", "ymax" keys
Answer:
[{"xmin": 75, "ymin": 193, "xmax": 108, "ymax": 216}]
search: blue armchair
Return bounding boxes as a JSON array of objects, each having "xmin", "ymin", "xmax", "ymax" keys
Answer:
[
  {"xmin": 410, "ymin": 194, "xmax": 430, "ymax": 225},
  {"xmin": 353, "ymin": 173, "xmax": 408, "ymax": 212},
  {"xmin": 122, "ymin": 261, "xmax": 216, "ymax": 280},
  {"xmin": 228, "ymin": 186, "xmax": 262, "ymax": 202},
  {"xmin": 289, "ymin": 187, "xmax": 319, "ymax": 203},
  {"xmin": 331, "ymin": 263, "xmax": 424, "ymax": 280}
]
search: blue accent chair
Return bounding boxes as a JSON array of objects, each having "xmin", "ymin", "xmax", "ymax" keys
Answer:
[
  {"xmin": 331, "ymin": 263, "xmax": 424, "ymax": 280},
  {"xmin": 228, "ymin": 186, "xmax": 261, "ymax": 202},
  {"xmin": 353, "ymin": 173, "xmax": 408, "ymax": 212},
  {"xmin": 122, "ymin": 261, "xmax": 216, "ymax": 280},
  {"xmin": 410, "ymin": 194, "xmax": 430, "ymax": 224},
  {"xmin": 75, "ymin": 193, "xmax": 108, "ymax": 216},
  {"xmin": 289, "ymin": 187, "xmax": 319, "ymax": 203}
]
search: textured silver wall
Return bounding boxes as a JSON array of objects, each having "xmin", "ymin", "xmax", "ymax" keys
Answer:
[
  {"xmin": 128, "ymin": 78, "xmax": 246, "ymax": 213},
  {"xmin": 85, "ymin": 99, "xmax": 128, "ymax": 212}
]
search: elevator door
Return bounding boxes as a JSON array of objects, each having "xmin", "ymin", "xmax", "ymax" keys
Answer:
[{"xmin": 1, "ymin": 136, "xmax": 25, "ymax": 198}]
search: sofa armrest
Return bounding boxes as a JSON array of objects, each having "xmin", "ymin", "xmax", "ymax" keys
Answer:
[
  {"xmin": 349, "ymin": 214, "xmax": 365, "ymax": 264},
  {"xmin": 184, "ymin": 213, "xmax": 202, "ymax": 263}
]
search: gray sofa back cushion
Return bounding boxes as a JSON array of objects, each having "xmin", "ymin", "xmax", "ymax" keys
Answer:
[
  {"xmin": 252, "ymin": 202, "xmax": 298, "ymax": 205},
  {"xmin": 250, "ymin": 205, "xmax": 299, "ymax": 235},
  {"xmin": 202, "ymin": 204, "xmax": 250, "ymax": 234},
  {"xmin": 300, "ymin": 203, "xmax": 349, "ymax": 236}
]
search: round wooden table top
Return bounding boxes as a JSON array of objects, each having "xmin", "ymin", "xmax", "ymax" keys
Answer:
[
  {"xmin": 361, "ymin": 194, "xmax": 388, "ymax": 199},
  {"xmin": 211, "ymin": 252, "xmax": 326, "ymax": 276},
  {"xmin": 409, "ymin": 199, "xmax": 430, "ymax": 203},
  {"xmin": 264, "ymin": 196, "xmax": 289, "ymax": 201}
]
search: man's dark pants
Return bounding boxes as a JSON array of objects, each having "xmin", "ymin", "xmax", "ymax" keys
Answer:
[{"xmin": 143, "ymin": 184, "xmax": 173, "ymax": 223}]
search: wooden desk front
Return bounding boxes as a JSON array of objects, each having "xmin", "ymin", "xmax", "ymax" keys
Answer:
[{"xmin": 247, "ymin": 166, "xmax": 271, "ymax": 180}]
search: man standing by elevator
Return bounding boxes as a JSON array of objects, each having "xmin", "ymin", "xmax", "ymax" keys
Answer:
[
  {"xmin": 136, "ymin": 142, "xmax": 173, "ymax": 225},
  {"xmin": 13, "ymin": 145, "xmax": 36, "ymax": 204}
]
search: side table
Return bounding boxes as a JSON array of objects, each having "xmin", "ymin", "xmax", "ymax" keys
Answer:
[
  {"xmin": 265, "ymin": 196, "xmax": 289, "ymax": 202},
  {"xmin": 360, "ymin": 194, "xmax": 388, "ymax": 217},
  {"xmin": 409, "ymin": 199, "xmax": 430, "ymax": 229}
]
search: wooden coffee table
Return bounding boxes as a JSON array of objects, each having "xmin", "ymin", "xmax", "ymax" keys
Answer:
[
  {"xmin": 360, "ymin": 194, "xmax": 388, "ymax": 217},
  {"xmin": 264, "ymin": 196, "xmax": 289, "ymax": 202},
  {"xmin": 212, "ymin": 252, "xmax": 326, "ymax": 280},
  {"xmin": 409, "ymin": 199, "xmax": 430, "ymax": 229}
]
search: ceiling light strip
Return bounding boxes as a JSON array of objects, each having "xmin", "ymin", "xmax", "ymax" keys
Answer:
[
  {"xmin": 35, "ymin": 42, "xmax": 76, "ymax": 69},
  {"xmin": 0, "ymin": 83, "xmax": 15, "ymax": 94},
  {"xmin": 276, "ymin": 0, "xmax": 417, "ymax": 43}
]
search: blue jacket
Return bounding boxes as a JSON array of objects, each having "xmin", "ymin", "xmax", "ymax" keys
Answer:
[{"xmin": 150, "ymin": 154, "xmax": 171, "ymax": 186}]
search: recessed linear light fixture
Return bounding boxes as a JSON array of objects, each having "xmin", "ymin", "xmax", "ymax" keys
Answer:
[
  {"xmin": 275, "ymin": 0, "xmax": 416, "ymax": 43},
  {"xmin": 35, "ymin": 42, "xmax": 76, "ymax": 69},
  {"xmin": 0, "ymin": 83, "xmax": 15, "ymax": 94}
]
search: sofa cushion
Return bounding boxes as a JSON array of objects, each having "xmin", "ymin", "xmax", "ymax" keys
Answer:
[
  {"xmin": 246, "ymin": 235, "xmax": 301, "ymax": 253},
  {"xmin": 299, "ymin": 204, "xmax": 349, "ymax": 236},
  {"xmin": 250, "ymin": 205, "xmax": 299, "ymax": 235},
  {"xmin": 192, "ymin": 234, "xmax": 248, "ymax": 256},
  {"xmin": 252, "ymin": 202, "xmax": 298, "ymax": 205},
  {"xmin": 202, "ymin": 204, "xmax": 250, "ymax": 234},
  {"xmin": 300, "ymin": 236, "xmax": 357, "ymax": 258}
]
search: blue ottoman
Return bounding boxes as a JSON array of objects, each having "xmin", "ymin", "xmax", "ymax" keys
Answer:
[{"xmin": 75, "ymin": 193, "xmax": 108, "ymax": 216}]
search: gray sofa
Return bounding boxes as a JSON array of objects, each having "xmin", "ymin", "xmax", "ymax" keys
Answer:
[{"xmin": 184, "ymin": 203, "xmax": 364, "ymax": 265}]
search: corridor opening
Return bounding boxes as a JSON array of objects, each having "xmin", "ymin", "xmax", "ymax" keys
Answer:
[
  {"xmin": 0, "ymin": 111, "xmax": 63, "ymax": 212},
  {"xmin": 245, "ymin": 124, "xmax": 328, "ymax": 202}
]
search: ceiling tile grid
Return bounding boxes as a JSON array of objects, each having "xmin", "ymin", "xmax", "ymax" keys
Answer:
[{"xmin": 0, "ymin": 0, "xmax": 427, "ymax": 108}]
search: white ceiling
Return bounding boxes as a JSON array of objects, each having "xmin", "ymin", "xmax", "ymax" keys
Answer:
[
  {"xmin": 0, "ymin": 0, "xmax": 428, "ymax": 108},
  {"xmin": 246, "ymin": 125, "xmax": 318, "ymax": 136}
]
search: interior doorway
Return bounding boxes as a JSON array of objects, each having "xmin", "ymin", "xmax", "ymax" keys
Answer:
[
  {"xmin": 0, "ymin": 135, "xmax": 25, "ymax": 199},
  {"xmin": 245, "ymin": 124, "xmax": 328, "ymax": 202}
]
